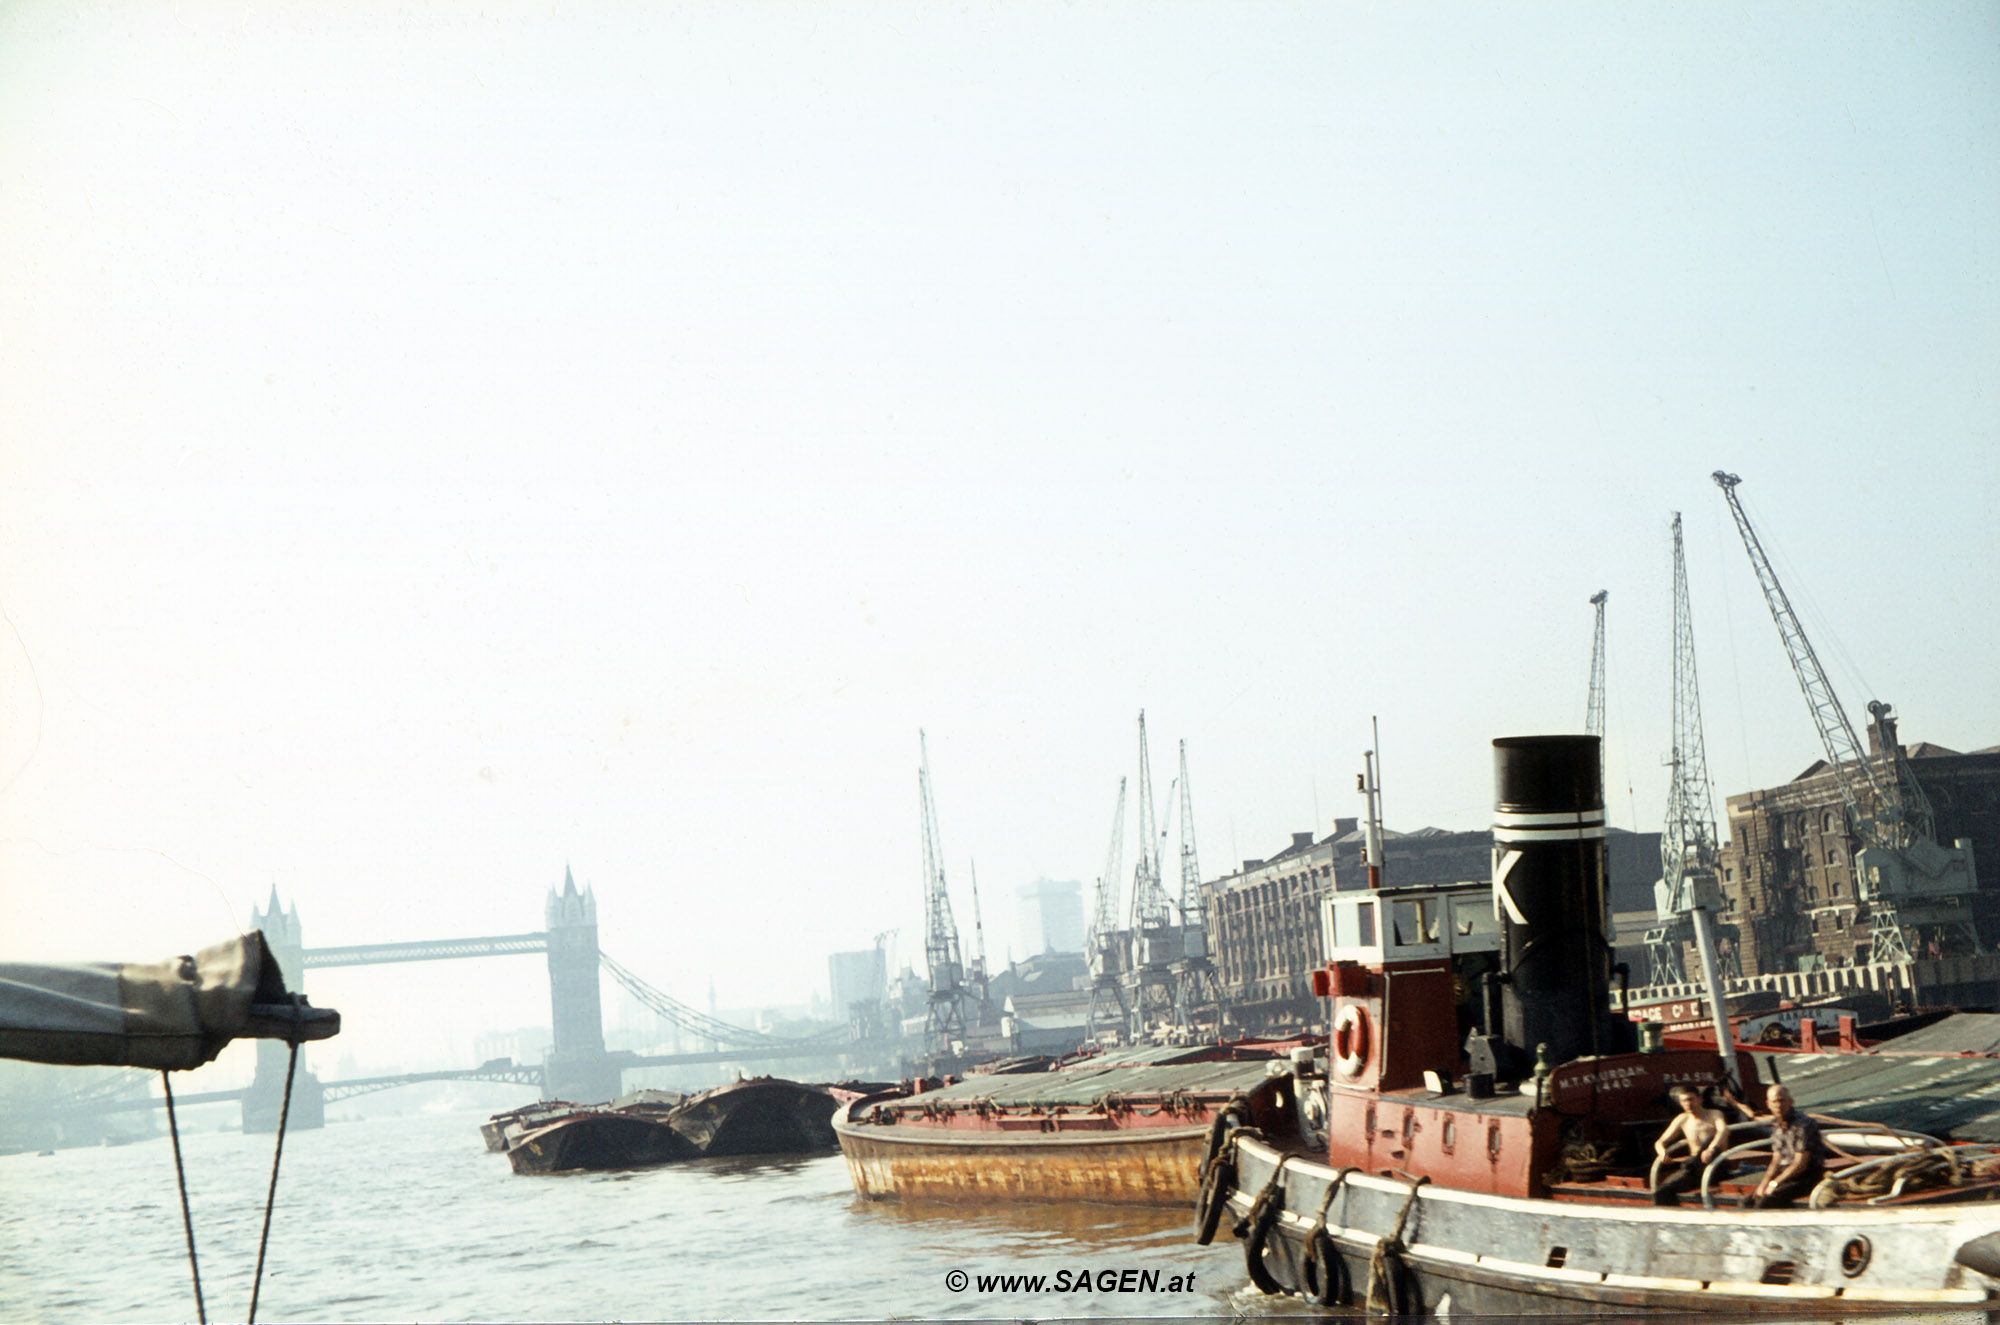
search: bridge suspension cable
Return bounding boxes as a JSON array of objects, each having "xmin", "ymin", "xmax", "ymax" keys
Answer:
[{"xmin": 598, "ymin": 954, "xmax": 846, "ymax": 1049}]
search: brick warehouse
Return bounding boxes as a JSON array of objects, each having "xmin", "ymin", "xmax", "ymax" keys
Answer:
[{"xmin": 1715, "ymin": 707, "xmax": 2000, "ymax": 982}]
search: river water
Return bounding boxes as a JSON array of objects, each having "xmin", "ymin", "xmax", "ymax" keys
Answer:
[{"xmin": 0, "ymin": 1106, "xmax": 1320, "ymax": 1322}]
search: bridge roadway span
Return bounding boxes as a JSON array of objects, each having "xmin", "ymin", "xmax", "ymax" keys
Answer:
[
  {"xmin": 302, "ymin": 933, "xmax": 550, "ymax": 968},
  {"xmin": 33, "ymin": 1041, "xmax": 856, "ymax": 1117}
]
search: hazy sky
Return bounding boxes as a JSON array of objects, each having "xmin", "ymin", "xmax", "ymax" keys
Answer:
[{"xmin": 3, "ymin": 3, "xmax": 1995, "ymax": 1079}]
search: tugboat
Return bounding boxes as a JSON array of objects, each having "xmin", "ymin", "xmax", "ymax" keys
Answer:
[{"xmin": 1203, "ymin": 735, "xmax": 2000, "ymax": 1313}]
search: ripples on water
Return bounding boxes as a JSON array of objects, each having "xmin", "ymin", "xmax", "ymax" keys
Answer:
[{"xmin": 0, "ymin": 1108, "xmax": 1324, "ymax": 1321}]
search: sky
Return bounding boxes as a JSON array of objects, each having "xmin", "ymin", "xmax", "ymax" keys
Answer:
[{"xmin": 2, "ymin": 2, "xmax": 1996, "ymax": 1081}]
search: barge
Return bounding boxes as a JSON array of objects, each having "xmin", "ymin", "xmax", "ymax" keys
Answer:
[
  {"xmin": 668, "ymin": 1076, "xmax": 843, "ymax": 1157},
  {"xmin": 835, "ymin": 1044, "xmax": 1299, "ymax": 1206}
]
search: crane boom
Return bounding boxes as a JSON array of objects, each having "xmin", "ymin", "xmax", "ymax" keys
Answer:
[
  {"xmin": 1090, "ymin": 778, "xmax": 1126, "ymax": 948},
  {"xmin": 1086, "ymin": 775, "xmax": 1132, "ymax": 1039},
  {"xmin": 1711, "ymin": 473, "xmax": 1912, "ymax": 843},
  {"xmin": 917, "ymin": 731, "xmax": 966, "ymax": 1051},
  {"xmin": 968, "ymin": 859, "xmax": 987, "ymax": 980},
  {"xmin": 1169, "ymin": 737, "xmax": 1225, "ymax": 1038},
  {"xmin": 1646, "ymin": 515, "xmax": 1741, "ymax": 1010},
  {"xmin": 1712, "ymin": 471, "xmax": 1978, "ymax": 965},
  {"xmin": 1663, "ymin": 519, "xmax": 1721, "ymax": 893},
  {"xmin": 1129, "ymin": 711, "xmax": 1171, "ymax": 929},
  {"xmin": 1586, "ymin": 590, "xmax": 1608, "ymax": 738},
  {"xmin": 1175, "ymin": 740, "xmax": 1202, "ymax": 923},
  {"xmin": 1125, "ymin": 710, "xmax": 1177, "ymax": 1038}
]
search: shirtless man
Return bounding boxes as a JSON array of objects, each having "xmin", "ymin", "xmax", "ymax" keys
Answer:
[{"xmin": 1651, "ymin": 1084, "xmax": 1729, "ymax": 1206}]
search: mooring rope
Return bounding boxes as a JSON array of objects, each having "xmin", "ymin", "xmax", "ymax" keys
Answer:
[
  {"xmin": 1301, "ymin": 1165, "xmax": 1361, "ymax": 1306},
  {"xmin": 161, "ymin": 1069, "xmax": 207, "ymax": 1325},
  {"xmin": 1237, "ymin": 1154, "xmax": 1293, "ymax": 1295},
  {"xmin": 248, "ymin": 1039, "xmax": 301, "ymax": 1323},
  {"xmin": 1365, "ymin": 1173, "xmax": 1429, "ymax": 1315}
]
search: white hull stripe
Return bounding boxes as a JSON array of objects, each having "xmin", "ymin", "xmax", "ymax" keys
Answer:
[{"xmin": 1225, "ymin": 1189, "xmax": 1993, "ymax": 1306}]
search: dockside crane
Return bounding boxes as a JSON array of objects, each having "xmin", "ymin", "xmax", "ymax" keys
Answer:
[
  {"xmin": 1644, "ymin": 516, "xmax": 1743, "ymax": 1023},
  {"xmin": 967, "ymin": 860, "xmax": 991, "ymax": 1026},
  {"xmin": 1085, "ymin": 777, "xmax": 1131, "ymax": 1042},
  {"xmin": 1170, "ymin": 738, "xmax": 1225, "ymax": 1038},
  {"xmin": 1586, "ymin": 590, "xmax": 1609, "ymax": 738},
  {"xmin": 918, "ymin": 731, "xmax": 968, "ymax": 1055},
  {"xmin": 1125, "ymin": 711, "xmax": 1178, "ymax": 1038},
  {"xmin": 1713, "ymin": 471, "xmax": 1980, "ymax": 965}
]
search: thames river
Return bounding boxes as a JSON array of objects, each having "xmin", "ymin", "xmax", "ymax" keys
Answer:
[{"xmin": 0, "ymin": 1106, "xmax": 1317, "ymax": 1321}]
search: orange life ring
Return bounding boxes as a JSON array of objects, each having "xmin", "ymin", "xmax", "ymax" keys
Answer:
[{"xmin": 1333, "ymin": 1003, "xmax": 1371, "ymax": 1079}]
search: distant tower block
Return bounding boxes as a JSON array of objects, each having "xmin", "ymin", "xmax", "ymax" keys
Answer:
[{"xmin": 544, "ymin": 866, "xmax": 619, "ymax": 1102}]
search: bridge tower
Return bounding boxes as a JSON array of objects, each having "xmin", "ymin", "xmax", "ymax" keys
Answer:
[
  {"xmin": 245, "ymin": 886, "xmax": 325, "ymax": 1132},
  {"xmin": 543, "ymin": 867, "xmax": 621, "ymax": 1103}
]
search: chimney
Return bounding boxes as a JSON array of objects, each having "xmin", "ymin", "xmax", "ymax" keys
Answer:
[
  {"xmin": 1866, "ymin": 700, "xmax": 1899, "ymax": 758},
  {"xmin": 1291, "ymin": 831, "xmax": 1316, "ymax": 851}
]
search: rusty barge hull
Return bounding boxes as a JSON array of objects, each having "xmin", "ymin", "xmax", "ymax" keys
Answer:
[
  {"xmin": 834, "ymin": 1046, "xmax": 1300, "ymax": 1206},
  {"xmin": 837, "ymin": 1117, "xmax": 1214, "ymax": 1204}
]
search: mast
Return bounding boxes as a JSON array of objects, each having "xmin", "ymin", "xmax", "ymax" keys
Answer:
[{"xmin": 1359, "ymin": 716, "xmax": 1386, "ymax": 889}]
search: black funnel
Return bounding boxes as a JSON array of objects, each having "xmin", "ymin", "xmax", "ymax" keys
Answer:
[{"xmin": 1492, "ymin": 735, "xmax": 1632, "ymax": 1068}]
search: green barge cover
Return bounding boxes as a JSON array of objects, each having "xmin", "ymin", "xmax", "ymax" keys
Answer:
[
  {"xmin": 1769, "ymin": 1014, "xmax": 2000, "ymax": 1144},
  {"xmin": 909, "ymin": 1053, "xmax": 1283, "ymax": 1110}
]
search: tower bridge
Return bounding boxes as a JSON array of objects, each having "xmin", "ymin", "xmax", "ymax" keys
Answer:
[{"xmin": 227, "ymin": 866, "xmax": 863, "ymax": 1133}]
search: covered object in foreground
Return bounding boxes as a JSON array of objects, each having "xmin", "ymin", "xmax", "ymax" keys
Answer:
[
  {"xmin": 0, "ymin": 931, "xmax": 338, "ymax": 1069},
  {"xmin": 1, "ymin": 929, "xmax": 339, "ymax": 1323}
]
